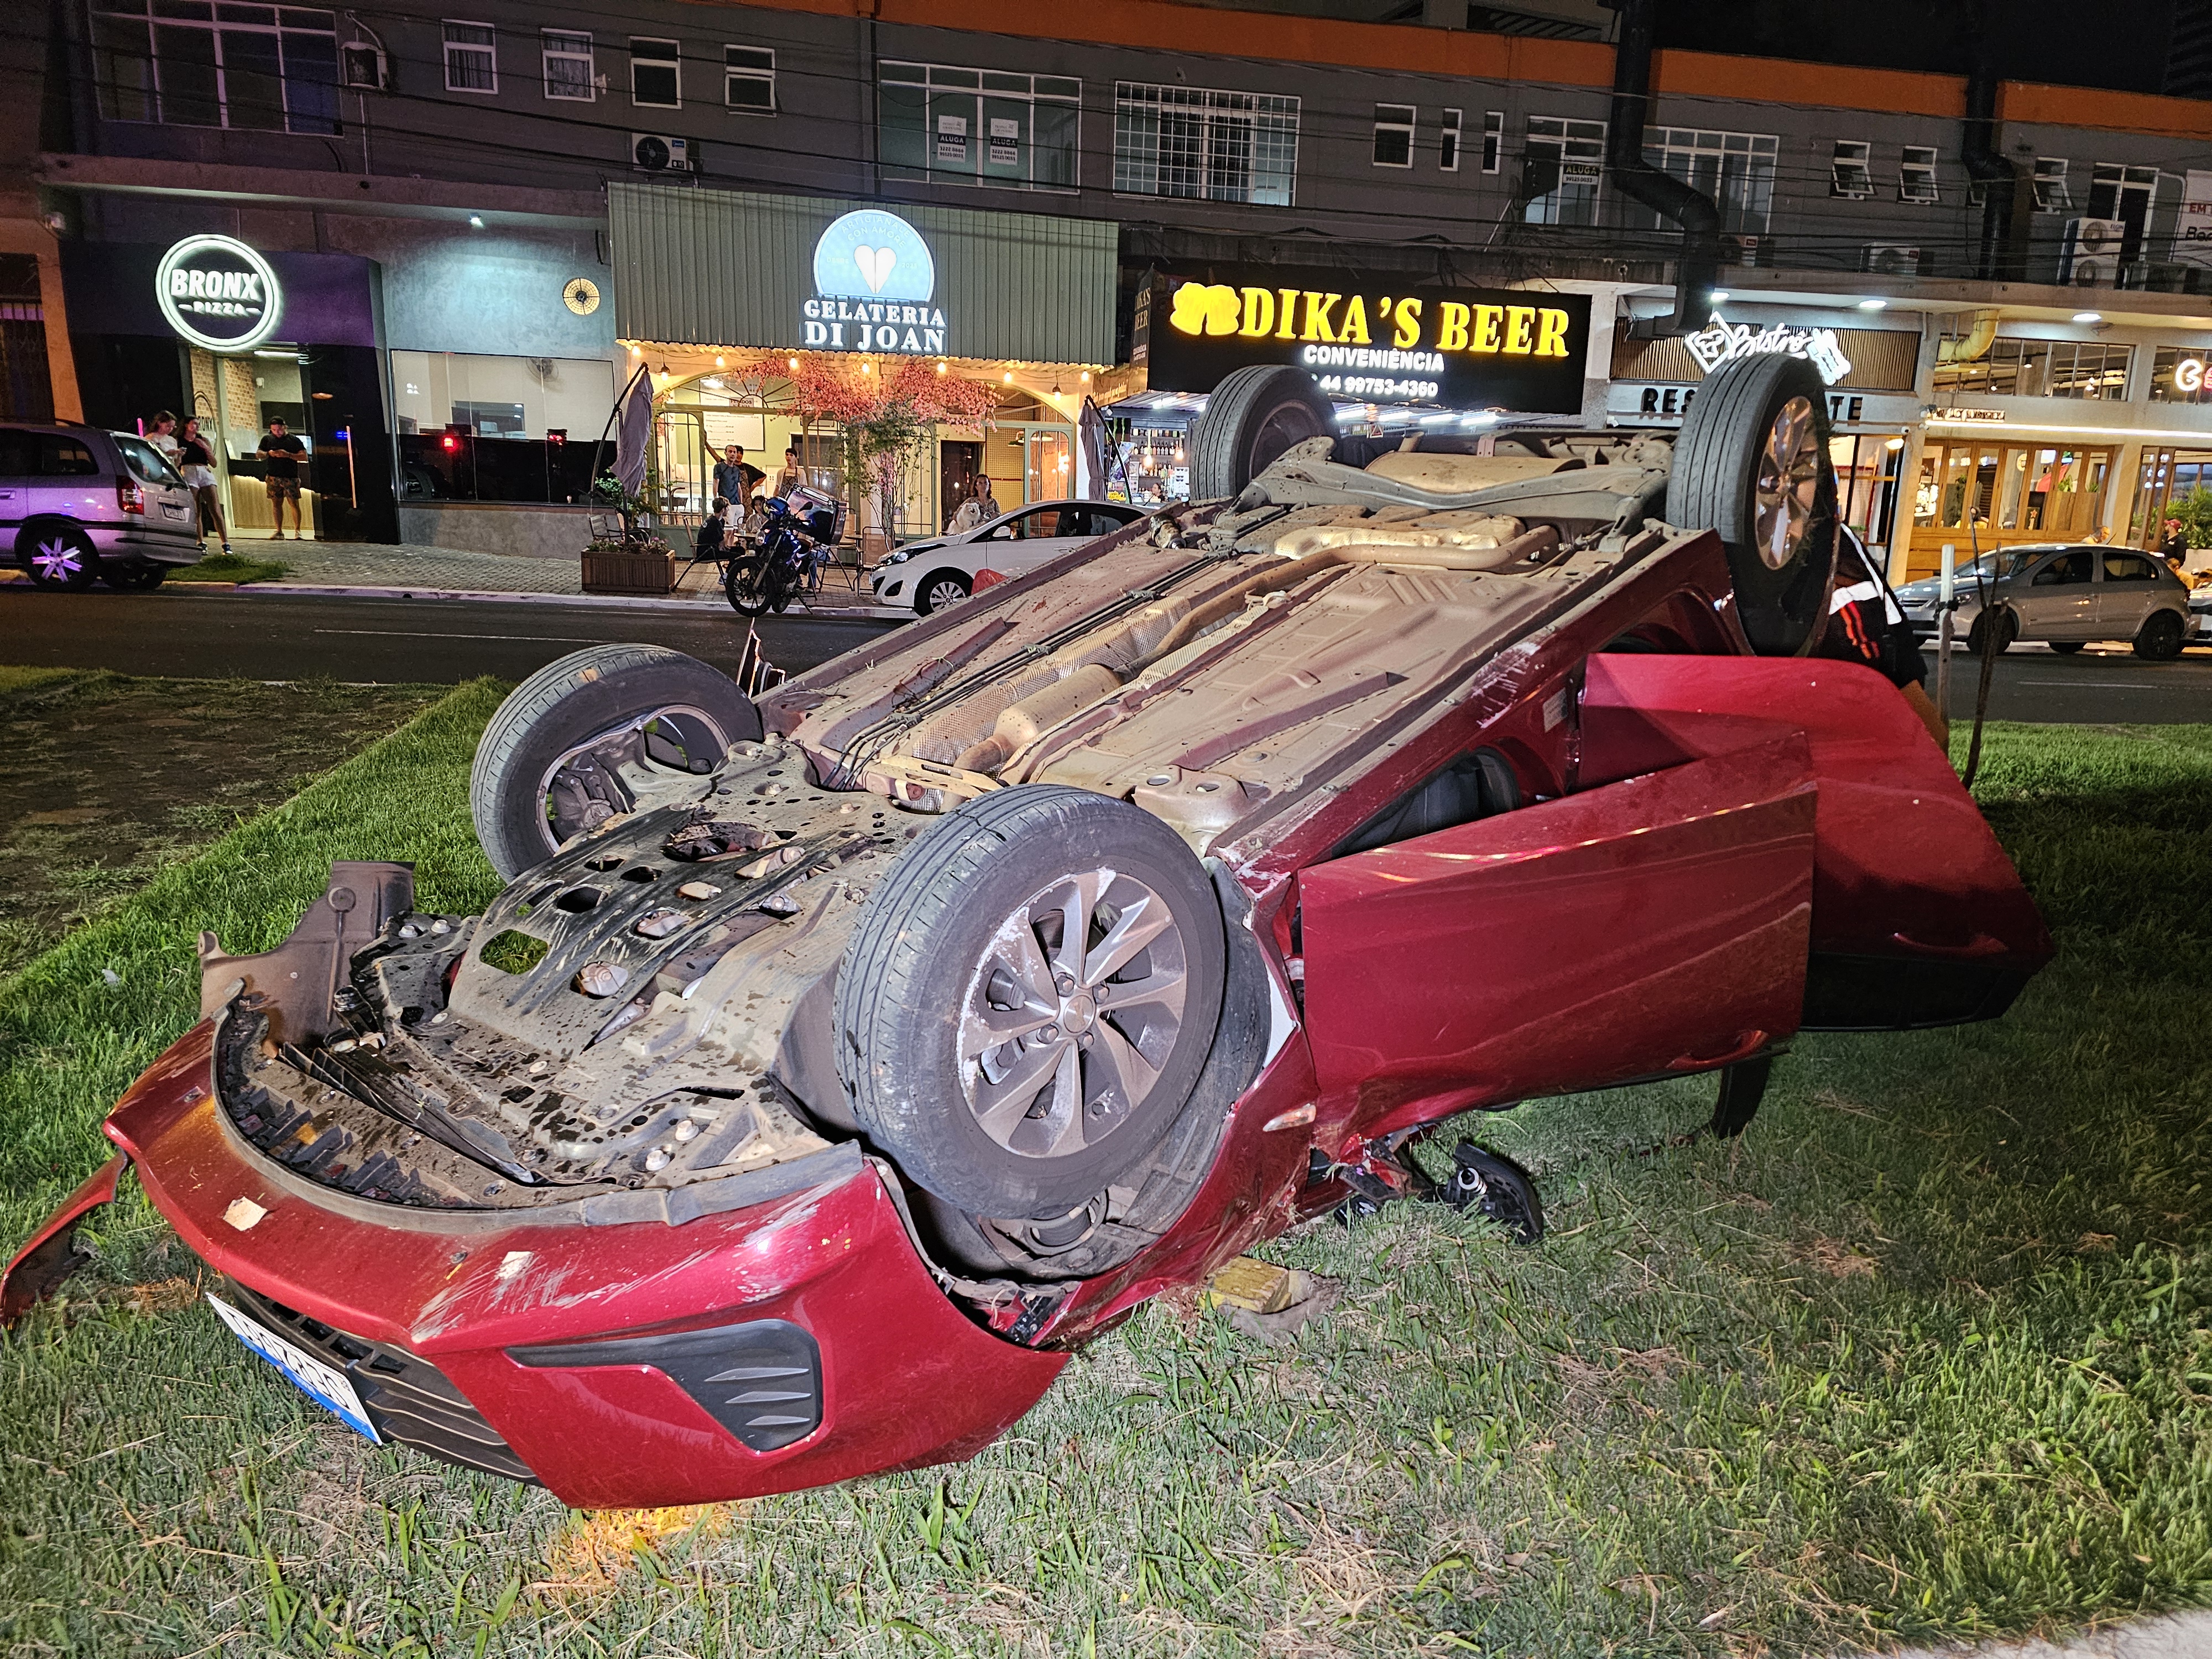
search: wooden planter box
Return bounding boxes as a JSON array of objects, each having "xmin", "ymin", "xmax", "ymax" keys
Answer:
[{"xmin": 581, "ymin": 547, "xmax": 675, "ymax": 596}]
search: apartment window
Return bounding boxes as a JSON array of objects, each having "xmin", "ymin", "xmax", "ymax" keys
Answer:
[
  {"xmin": 880, "ymin": 65, "xmax": 1079, "ymax": 191},
  {"xmin": 1373, "ymin": 103, "xmax": 1415, "ymax": 168},
  {"xmin": 724, "ymin": 46, "xmax": 774, "ymax": 112},
  {"xmin": 2152, "ymin": 346, "xmax": 2212, "ymax": 404},
  {"xmin": 630, "ymin": 38, "xmax": 679, "ymax": 108},
  {"xmin": 2033, "ymin": 157, "xmax": 2071, "ymax": 213},
  {"xmin": 1522, "ymin": 114, "xmax": 1604, "ymax": 225},
  {"xmin": 541, "ymin": 30, "xmax": 592, "ymax": 102},
  {"xmin": 1114, "ymin": 81, "xmax": 1299, "ymax": 206},
  {"xmin": 1480, "ymin": 109, "xmax": 1503, "ymax": 174},
  {"xmin": 1439, "ymin": 107, "xmax": 1462, "ymax": 171},
  {"xmin": 1640, "ymin": 127, "xmax": 1778, "ymax": 234},
  {"xmin": 442, "ymin": 20, "xmax": 495, "ymax": 93},
  {"xmin": 1900, "ymin": 144, "xmax": 1939, "ymax": 204},
  {"xmin": 1830, "ymin": 139, "xmax": 1874, "ymax": 200},
  {"xmin": 89, "ymin": 0, "xmax": 340, "ymax": 132},
  {"xmin": 1933, "ymin": 334, "xmax": 2135, "ymax": 400}
]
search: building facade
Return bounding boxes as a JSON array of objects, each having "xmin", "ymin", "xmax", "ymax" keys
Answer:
[{"xmin": 13, "ymin": 0, "xmax": 2212, "ymax": 565}]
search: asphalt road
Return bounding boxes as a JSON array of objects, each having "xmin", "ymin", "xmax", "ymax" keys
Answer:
[
  {"xmin": 1927, "ymin": 639, "xmax": 2212, "ymax": 726},
  {"xmin": 0, "ymin": 588, "xmax": 902, "ymax": 685}
]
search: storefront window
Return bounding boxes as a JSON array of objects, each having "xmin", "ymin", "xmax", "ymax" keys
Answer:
[
  {"xmin": 880, "ymin": 64, "xmax": 1079, "ymax": 192},
  {"xmin": 1113, "ymin": 82, "xmax": 1298, "ymax": 207},
  {"xmin": 90, "ymin": 0, "xmax": 340, "ymax": 133},
  {"xmin": 1913, "ymin": 440, "xmax": 2116, "ymax": 539},
  {"xmin": 2148, "ymin": 346, "xmax": 2212, "ymax": 404},
  {"xmin": 1931, "ymin": 336, "xmax": 2134, "ymax": 400},
  {"xmin": 390, "ymin": 352, "xmax": 616, "ymax": 505},
  {"xmin": 2128, "ymin": 446, "xmax": 2212, "ymax": 547}
]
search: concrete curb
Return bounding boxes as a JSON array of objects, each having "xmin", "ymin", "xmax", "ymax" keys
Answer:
[{"xmin": 223, "ymin": 582, "xmax": 901, "ymax": 620}]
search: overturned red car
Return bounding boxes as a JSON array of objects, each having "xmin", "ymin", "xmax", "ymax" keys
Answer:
[{"xmin": 4, "ymin": 357, "xmax": 2050, "ymax": 1508}]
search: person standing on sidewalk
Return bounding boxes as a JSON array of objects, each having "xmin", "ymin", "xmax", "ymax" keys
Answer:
[
  {"xmin": 147, "ymin": 411, "xmax": 181, "ymax": 466},
  {"xmin": 258, "ymin": 417, "xmax": 306, "ymax": 539},
  {"xmin": 178, "ymin": 415, "xmax": 232, "ymax": 555}
]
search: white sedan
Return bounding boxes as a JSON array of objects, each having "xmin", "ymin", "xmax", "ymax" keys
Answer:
[{"xmin": 868, "ymin": 500, "xmax": 1147, "ymax": 615}]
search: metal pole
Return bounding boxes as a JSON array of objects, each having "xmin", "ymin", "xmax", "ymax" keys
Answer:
[{"xmin": 1936, "ymin": 541, "xmax": 1957, "ymax": 727}]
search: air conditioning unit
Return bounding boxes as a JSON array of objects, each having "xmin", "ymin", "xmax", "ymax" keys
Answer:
[
  {"xmin": 337, "ymin": 40, "xmax": 388, "ymax": 91},
  {"xmin": 2060, "ymin": 217, "xmax": 2127, "ymax": 285},
  {"xmin": 631, "ymin": 133, "xmax": 695, "ymax": 174},
  {"xmin": 1861, "ymin": 244, "xmax": 1923, "ymax": 277}
]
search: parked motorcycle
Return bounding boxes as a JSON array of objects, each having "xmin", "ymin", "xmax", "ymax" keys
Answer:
[{"xmin": 725, "ymin": 487, "xmax": 841, "ymax": 617}]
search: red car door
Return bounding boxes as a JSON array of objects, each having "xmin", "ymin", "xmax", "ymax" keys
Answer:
[{"xmin": 1298, "ymin": 729, "xmax": 1818, "ymax": 1128}]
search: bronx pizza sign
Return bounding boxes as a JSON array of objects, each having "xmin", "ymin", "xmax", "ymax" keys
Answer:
[{"xmin": 155, "ymin": 234, "xmax": 284, "ymax": 353}]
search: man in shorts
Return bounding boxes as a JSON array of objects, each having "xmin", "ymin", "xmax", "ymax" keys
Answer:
[{"xmin": 258, "ymin": 417, "xmax": 306, "ymax": 539}]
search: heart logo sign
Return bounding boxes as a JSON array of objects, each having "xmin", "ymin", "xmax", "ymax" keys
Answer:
[{"xmin": 852, "ymin": 245, "xmax": 897, "ymax": 294}]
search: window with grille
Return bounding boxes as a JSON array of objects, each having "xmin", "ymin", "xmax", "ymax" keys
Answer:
[
  {"xmin": 629, "ymin": 38, "xmax": 679, "ymax": 108},
  {"xmin": 1373, "ymin": 103, "xmax": 1414, "ymax": 168},
  {"xmin": 1639, "ymin": 127, "xmax": 1777, "ymax": 234},
  {"xmin": 2033, "ymin": 157, "xmax": 2070, "ymax": 213},
  {"xmin": 1113, "ymin": 81, "xmax": 1299, "ymax": 206},
  {"xmin": 541, "ymin": 30, "xmax": 592, "ymax": 102},
  {"xmin": 1933, "ymin": 335, "xmax": 2133, "ymax": 400},
  {"xmin": 1438, "ymin": 108, "xmax": 1461, "ymax": 172},
  {"xmin": 1481, "ymin": 110, "xmax": 1503, "ymax": 174},
  {"xmin": 1830, "ymin": 139, "xmax": 1873, "ymax": 200},
  {"xmin": 1900, "ymin": 144, "xmax": 1939, "ymax": 204},
  {"xmin": 442, "ymin": 20, "xmax": 494, "ymax": 93},
  {"xmin": 724, "ymin": 46, "xmax": 773, "ymax": 112},
  {"xmin": 89, "ymin": 0, "xmax": 340, "ymax": 132},
  {"xmin": 881, "ymin": 64, "xmax": 1079, "ymax": 191},
  {"xmin": 1522, "ymin": 114, "xmax": 1604, "ymax": 225}
]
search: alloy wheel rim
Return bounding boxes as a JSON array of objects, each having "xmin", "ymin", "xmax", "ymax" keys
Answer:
[
  {"xmin": 32, "ymin": 539, "xmax": 82, "ymax": 582},
  {"xmin": 533, "ymin": 703, "xmax": 733, "ymax": 855},
  {"xmin": 958, "ymin": 866, "xmax": 1190, "ymax": 1160},
  {"xmin": 925, "ymin": 578, "xmax": 966, "ymax": 610},
  {"xmin": 1752, "ymin": 395, "xmax": 1823, "ymax": 572}
]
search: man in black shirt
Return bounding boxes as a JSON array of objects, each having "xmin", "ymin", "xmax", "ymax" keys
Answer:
[
  {"xmin": 1819, "ymin": 528, "xmax": 1945, "ymax": 748},
  {"xmin": 258, "ymin": 417, "xmax": 306, "ymax": 539}
]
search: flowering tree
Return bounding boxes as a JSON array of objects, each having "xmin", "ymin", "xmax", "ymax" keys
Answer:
[{"xmin": 782, "ymin": 357, "xmax": 998, "ymax": 539}]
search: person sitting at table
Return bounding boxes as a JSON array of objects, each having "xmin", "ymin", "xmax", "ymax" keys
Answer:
[{"xmin": 695, "ymin": 495, "xmax": 729, "ymax": 560}]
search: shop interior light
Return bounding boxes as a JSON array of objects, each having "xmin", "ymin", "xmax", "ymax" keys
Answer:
[
  {"xmin": 1857, "ymin": 298, "xmax": 1887, "ymax": 310},
  {"xmin": 1885, "ymin": 435, "xmax": 1906, "ymax": 450},
  {"xmin": 2073, "ymin": 311, "xmax": 2103, "ymax": 323}
]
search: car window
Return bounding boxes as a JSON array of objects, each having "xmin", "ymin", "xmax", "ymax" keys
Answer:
[
  {"xmin": 2030, "ymin": 551, "xmax": 2093, "ymax": 586},
  {"xmin": 1029, "ymin": 509, "xmax": 1062, "ymax": 538},
  {"xmin": 36, "ymin": 435, "xmax": 100, "ymax": 477},
  {"xmin": 0, "ymin": 427, "xmax": 35, "ymax": 477},
  {"xmin": 2102, "ymin": 552, "xmax": 2157, "ymax": 582},
  {"xmin": 112, "ymin": 434, "xmax": 182, "ymax": 487}
]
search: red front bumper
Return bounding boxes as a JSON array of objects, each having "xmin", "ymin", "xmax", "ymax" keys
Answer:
[{"xmin": 80, "ymin": 1022, "xmax": 1065, "ymax": 1510}]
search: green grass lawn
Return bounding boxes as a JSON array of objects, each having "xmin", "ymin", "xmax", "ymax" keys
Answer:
[
  {"xmin": 168, "ymin": 551, "xmax": 291, "ymax": 584},
  {"xmin": 2, "ymin": 707, "xmax": 2209, "ymax": 1657}
]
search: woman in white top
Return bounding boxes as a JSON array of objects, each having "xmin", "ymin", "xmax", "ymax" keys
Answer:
[{"xmin": 176, "ymin": 415, "xmax": 232, "ymax": 554}]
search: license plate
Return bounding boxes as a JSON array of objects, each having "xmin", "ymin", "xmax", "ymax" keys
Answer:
[
  {"xmin": 161, "ymin": 503, "xmax": 186, "ymax": 518},
  {"xmin": 206, "ymin": 1293, "xmax": 382, "ymax": 1443}
]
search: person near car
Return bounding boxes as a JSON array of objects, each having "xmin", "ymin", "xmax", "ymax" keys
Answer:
[
  {"xmin": 2161, "ymin": 518, "xmax": 2188, "ymax": 561},
  {"xmin": 177, "ymin": 415, "xmax": 231, "ymax": 555},
  {"xmin": 975, "ymin": 473, "xmax": 1001, "ymax": 521},
  {"xmin": 1820, "ymin": 533, "xmax": 1947, "ymax": 749},
  {"xmin": 257, "ymin": 417, "xmax": 306, "ymax": 539},
  {"xmin": 147, "ymin": 410, "xmax": 181, "ymax": 466},
  {"xmin": 947, "ymin": 476, "xmax": 987, "ymax": 534},
  {"xmin": 775, "ymin": 447, "xmax": 804, "ymax": 499}
]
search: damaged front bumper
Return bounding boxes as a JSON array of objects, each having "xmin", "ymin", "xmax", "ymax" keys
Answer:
[{"xmin": 2, "ymin": 1018, "xmax": 1065, "ymax": 1510}]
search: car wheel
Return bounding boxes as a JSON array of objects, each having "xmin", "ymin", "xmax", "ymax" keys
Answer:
[
  {"xmin": 2049, "ymin": 640, "xmax": 2086, "ymax": 654},
  {"xmin": 1966, "ymin": 607, "xmax": 2017, "ymax": 656},
  {"xmin": 1667, "ymin": 354, "xmax": 1840, "ymax": 656},
  {"xmin": 106, "ymin": 562, "xmax": 168, "ymax": 590},
  {"xmin": 915, "ymin": 569, "xmax": 972, "ymax": 614},
  {"xmin": 2135, "ymin": 609, "xmax": 2185, "ymax": 661},
  {"xmin": 723, "ymin": 555, "xmax": 773, "ymax": 618},
  {"xmin": 468, "ymin": 644, "xmax": 762, "ymax": 879},
  {"xmin": 1187, "ymin": 364, "xmax": 1337, "ymax": 502},
  {"xmin": 19, "ymin": 524, "xmax": 97, "ymax": 591},
  {"xmin": 836, "ymin": 784, "xmax": 1227, "ymax": 1219}
]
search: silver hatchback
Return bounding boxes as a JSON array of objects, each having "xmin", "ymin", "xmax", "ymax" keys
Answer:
[
  {"xmin": 1896, "ymin": 544, "xmax": 2193, "ymax": 660},
  {"xmin": 0, "ymin": 424, "xmax": 203, "ymax": 590}
]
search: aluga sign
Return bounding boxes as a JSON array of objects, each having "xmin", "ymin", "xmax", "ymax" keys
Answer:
[
  {"xmin": 155, "ymin": 234, "xmax": 284, "ymax": 353},
  {"xmin": 801, "ymin": 208, "xmax": 948, "ymax": 354}
]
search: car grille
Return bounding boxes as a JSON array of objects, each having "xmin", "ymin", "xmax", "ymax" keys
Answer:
[{"xmin": 222, "ymin": 1280, "xmax": 537, "ymax": 1484}]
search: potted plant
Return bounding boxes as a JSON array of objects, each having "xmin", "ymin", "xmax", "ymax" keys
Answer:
[{"xmin": 580, "ymin": 474, "xmax": 676, "ymax": 596}]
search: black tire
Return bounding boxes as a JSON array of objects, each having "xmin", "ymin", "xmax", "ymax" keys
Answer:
[
  {"xmin": 18, "ymin": 523, "xmax": 97, "ymax": 591},
  {"xmin": 836, "ymin": 784, "xmax": 1227, "ymax": 1218},
  {"xmin": 2049, "ymin": 640, "xmax": 2086, "ymax": 654},
  {"xmin": 914, "ymin": 568, "xmax": 972, "ymax": 615},
  {"xmin": 107, "ymin": 562, "xmax": 168, "ymax": 590},
  {"xmin": 1668, "ymin": 354, "xmax": 1840, "ymax": 655},
  {"xmin": 1443, "ymin": 1144, "xmax": 1545, "ymax": 1245},
  {"xmin": 468, "ymin": 644, "xmax": 761, "ymax": 880},
  {"xmin": 2135, "ymin": 609, "xmax": 2185, "ymax": 661},
  {"xmin": 1966, "ymin": 607, "xmax": 2016, "ymax": 656},
  {"xmin": 1187, "ymin": 364, "xmax": 1337, "ymax": 502},
  {"xmin": 724, "ymin": 555, "xmax": 774, "ymax": 618}
]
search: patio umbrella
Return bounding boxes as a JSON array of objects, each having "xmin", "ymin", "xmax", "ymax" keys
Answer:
[
  {"xmin": 1077, "ymin": 397, "xmax": 1108, "ymax": 499},
  {"xmin": 613, "ymin": 364, "xmax": 653, "ymax": 498}
]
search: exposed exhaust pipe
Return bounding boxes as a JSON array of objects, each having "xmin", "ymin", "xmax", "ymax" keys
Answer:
[
  {"xmin": 1606, "ymin": 0, "xmax": 1719, "ymax": 338},
  {"xmin": 1960, "ymin": 4, "xmax": 2028, "ymax": 283}
]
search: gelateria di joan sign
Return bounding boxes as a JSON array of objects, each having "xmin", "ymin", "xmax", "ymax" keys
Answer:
[
  {"xmin": 1138, "ymin": 266, "xmax": 1590, "ymax": 413},
  {"xmin": 802, "ymin": 208, "xmax": 948, "ymax": 354}
]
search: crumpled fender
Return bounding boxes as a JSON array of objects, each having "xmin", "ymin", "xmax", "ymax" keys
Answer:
[{"xmin": 1, "ymin": 1152, "xmax": 129, "ymax": 1328}]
